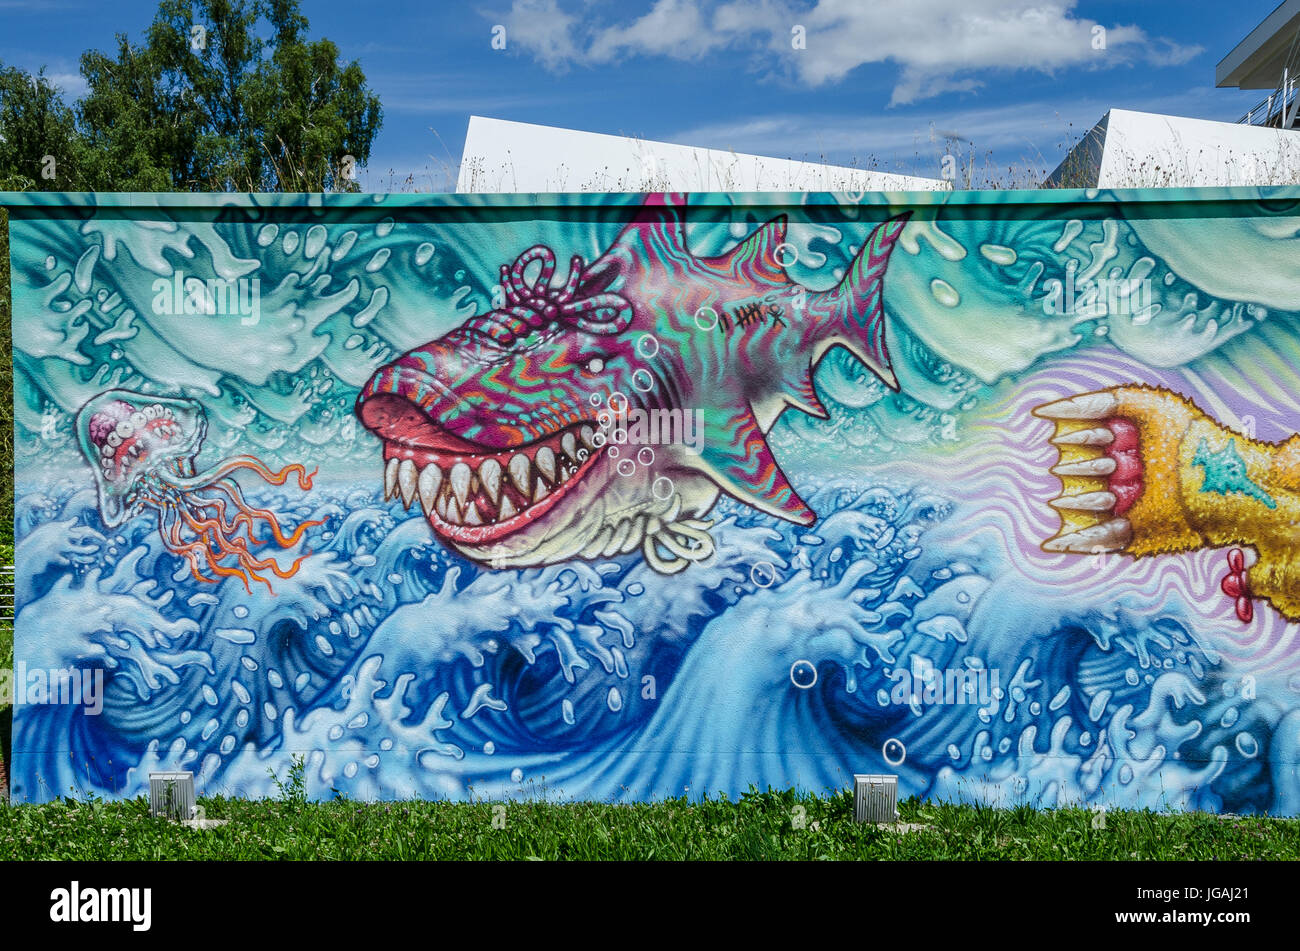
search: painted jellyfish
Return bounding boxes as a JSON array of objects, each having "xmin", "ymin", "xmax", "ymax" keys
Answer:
[{"xmin": 75, "ymin": 389, "xmax": 320, "ymax": 592}]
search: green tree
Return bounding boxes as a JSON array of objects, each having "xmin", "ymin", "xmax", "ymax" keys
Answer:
[
  {"xmin": 0, "ymin": 66, "xmax": 91, "ymax": 190},
  {"xmin": 77, "ymin": 0, "xmax": 382, "ymax": 191}
]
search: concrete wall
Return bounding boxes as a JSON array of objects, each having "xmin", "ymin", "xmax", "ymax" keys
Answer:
[{"xmin": 4, "ymin": 187, "xmax": 1300, "ymax": 814}]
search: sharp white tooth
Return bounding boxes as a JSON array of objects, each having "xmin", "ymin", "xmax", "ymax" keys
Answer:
[
  {"xmin": 436, "ymin": 493, "xmax": 449, "ymax": 519},
  {"xmin": 535, "ymin": 446, "xmax": 557, "ymax": 483},
  {"xmin": 509, "ymin": 453, "xmax": 532, "ymax": 494},
  {"xmin": 534, "ymin": 477, "xmax": 550, "ymax": 503},
  {"xmin": 498, "ymin": 495, "xmax": 518, "ymax": 520},
  {"xmin": 479, "ymin": 458, "xmax": 502, "ymax": 502},
  {"xmin": 418, "ymin": 465, "xmax": 442, "ymax": 515},
  {"xmin": 1043, "ymin": 517, "xmax": 1131, "ymax": 553},
  {"xmin": 1033, "ymin": 392, "xmax": 1119, "ymax": 421},
  {"xmin": 580, "ymin": 426, "xmax": 596, "ymax": 449},
  {"xmin": 1051, "ymin": 457, "xmax": 1117, "ymax": 477},
  {"xmin": 464, "ymin": 501, "xmax": 483, "ymax": 525},
  {"xmin": 445, "ymin": 496, "xmax": 462, "ymax": 524},
  {"xmin": 562, "ymin": 432, "xmax": 578, "ymax": 461},
  {"xmin": 450, "ymin": 462, "xmax": 472, "ymax": 506},
  {"xmin": 1052, "ymin": 427, "xmax": 1114, "ymax": 447},
  {"xmin": 398, "ymin": 459, "xmax": 418, "ymax": 508},
  {"xmin": 1049, "ymin": 491, "xmax": 1117, "ymax": 511}
]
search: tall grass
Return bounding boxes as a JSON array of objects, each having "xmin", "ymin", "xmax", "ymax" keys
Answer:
[{"xmin": 0, "ymin": 789, "xmax": 1294, "ymax": 860}]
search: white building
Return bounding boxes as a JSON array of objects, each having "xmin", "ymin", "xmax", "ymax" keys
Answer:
[
  {"xmin": 456, "ymin": 115, "xmax": 949, "ymax": 193},
  {"xmin": 1048, "ymin": 1, "xmax": 1300, "ymax": 187}
]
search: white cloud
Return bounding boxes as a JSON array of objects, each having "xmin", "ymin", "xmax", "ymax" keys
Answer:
[
  {"xmin": 588, "ymin": 0, "xmax": 717, "ymax": 61},
  {"xmin": 45, "ymin": 71, "xmax": 88, "ymax": 100},
  {"xmin": 498, "ymin": 0, "xmax": 583, "ymax": 71},
  {"xmin": 496, "ymin": 0, "xmax": 1203, "ymax": 105}
]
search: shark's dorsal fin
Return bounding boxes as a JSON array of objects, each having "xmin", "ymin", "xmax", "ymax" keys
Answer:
[
  {"xmin": 580, "ymin": 193, "xmax": 692, "ymax": 297},
  {"xmin": 697, "ymin": 404, "xmax": 815, "ymax": 525},
  {"xmin": 709, "ymin": 215, "xmax": 789, "ymax": 285}
]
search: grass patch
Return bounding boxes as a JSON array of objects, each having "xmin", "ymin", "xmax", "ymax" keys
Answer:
[{"xmin": 0, "ymin": 787, "xmax": 1295, "ymax": 860}]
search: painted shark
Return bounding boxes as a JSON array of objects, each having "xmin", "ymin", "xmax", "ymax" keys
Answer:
[{"xmin": 356, "ymin": 193, "xmax": 910, "ymax": 572}]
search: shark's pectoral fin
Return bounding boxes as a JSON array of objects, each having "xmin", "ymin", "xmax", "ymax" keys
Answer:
[
  {"xmin": 784, "ymin": 369, "xmax": 830, "ymax": 420},
  {"xmin": 697, "ymin": 405, "xmax": 815, "ymax": 525}
]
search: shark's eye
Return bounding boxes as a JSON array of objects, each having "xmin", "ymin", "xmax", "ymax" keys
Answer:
[{"xmin": 584, "ymin": 357, "xmax": 605, "ymax": 374}]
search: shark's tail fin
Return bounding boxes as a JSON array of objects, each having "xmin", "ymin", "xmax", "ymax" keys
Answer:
[{"xmin": 808, "ymin": 212, "xmax": 911, "ymax": 391}]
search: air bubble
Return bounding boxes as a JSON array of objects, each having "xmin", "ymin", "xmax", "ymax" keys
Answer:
[
  {"xmin": 790, "ymin": 660, "xmax": 817, "ymax": 689},
  {"xmin": 751, "ymin": 562, "xmax": 778, "ymax": 588},
  {"xmin": 882, "ymin": 738, "xmax": 907, "ymax": 766}
]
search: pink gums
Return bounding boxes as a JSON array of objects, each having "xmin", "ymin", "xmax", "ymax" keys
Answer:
[{"xmin": 1104, "ymin": 417, "xmax": 1144, "ymax": 515}]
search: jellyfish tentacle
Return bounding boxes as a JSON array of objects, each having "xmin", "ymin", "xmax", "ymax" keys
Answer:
[
  {"xmin": 206, "ymin": 475, "xmax": 324, "ymax": 548},
  {"xmin": 162, "ymin": 457, "xmax": 317, "ymax": 492}
]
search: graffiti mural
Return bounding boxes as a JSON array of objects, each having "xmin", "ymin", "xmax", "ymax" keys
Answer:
[{"xmin": 6, "ymin": 188, "xmax": 1300, "ymax": 814}]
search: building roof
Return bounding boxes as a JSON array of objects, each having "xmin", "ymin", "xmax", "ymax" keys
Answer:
[{"xmin": 1218, "ymin": 0, "xmax": 1300, "ymax": 89}]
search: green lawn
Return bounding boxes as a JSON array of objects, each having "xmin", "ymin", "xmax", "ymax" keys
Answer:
[{"xmin": 0, "ymin": 787, "xmax": 1295, "ymax": 860}]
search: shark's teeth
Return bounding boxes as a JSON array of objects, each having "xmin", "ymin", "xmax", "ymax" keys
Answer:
[
  {"xmin": 479, "ymin": 458, "xmax": 502, "ymax": 503},
  {"xmin": 1049, "ymin": 490, "xmax": 1116, "ymax": 511},
  {"xmin": 384, "ymin": 458, "xmax": 399, "ymax": 501},
  {"xmin": 450, "ymin": 462, "xmax": 472, "ymax": 506},
  {"xmin": 1051, "ymin": 457, "xmax": 1117, "ymax": 477},
  {"xmin": 1052, "ymin": 427, "xmax": 1114, "ymax": 447},
  {"xmin": 398, "ymin": 459, "xmax": 418, "ymax": 509},
  {"xmin": 382, "ymin": 420, "xmax": 607, "ymax": 532},
  {"xmin": 509, "ymin": 453, "xmax": 532, "ymax": 495},
  {"xmin": 1043, "ymin": 517, "xmax": 1131, "ymax": 553},
  {"xmin": 1034, "ymin": 392, "xmax": 1119, "ymax": 420},
  {"xmin": 418, "ymin": 465, "xmax": 441, "ymax": 515},
  {"xmin": 535, "ymin": 446, "xmax": 557, "ymax": 483}
]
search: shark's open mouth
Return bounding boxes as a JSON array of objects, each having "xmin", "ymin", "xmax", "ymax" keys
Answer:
[{"xmin": 361, "ymin": 394, "xmax": 604, "ymax": 545}]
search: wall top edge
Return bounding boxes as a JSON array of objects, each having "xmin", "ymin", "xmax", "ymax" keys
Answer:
[{"xmin": 2, "ymin": 185, "xmax": 1300, "ymax": 211}]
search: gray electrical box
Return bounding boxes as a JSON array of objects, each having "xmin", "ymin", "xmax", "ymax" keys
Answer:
[
  {"xmin": 149, "ymin": 770, "xmax": 196, "ymax": 821},
  {"xmin": 854, "ymin": 773, "xmax": 898, "ymax": 823}
]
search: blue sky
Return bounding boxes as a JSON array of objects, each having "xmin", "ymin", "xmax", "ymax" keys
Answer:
[{"xmin": 0, "ymin": 0, "xmax": 1283, "ymax": 188}]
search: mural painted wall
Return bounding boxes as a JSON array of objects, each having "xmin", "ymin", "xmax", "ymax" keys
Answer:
[{"xmin": 5, "ymin": 188, "xmax": 1300, "ymax": 813}]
